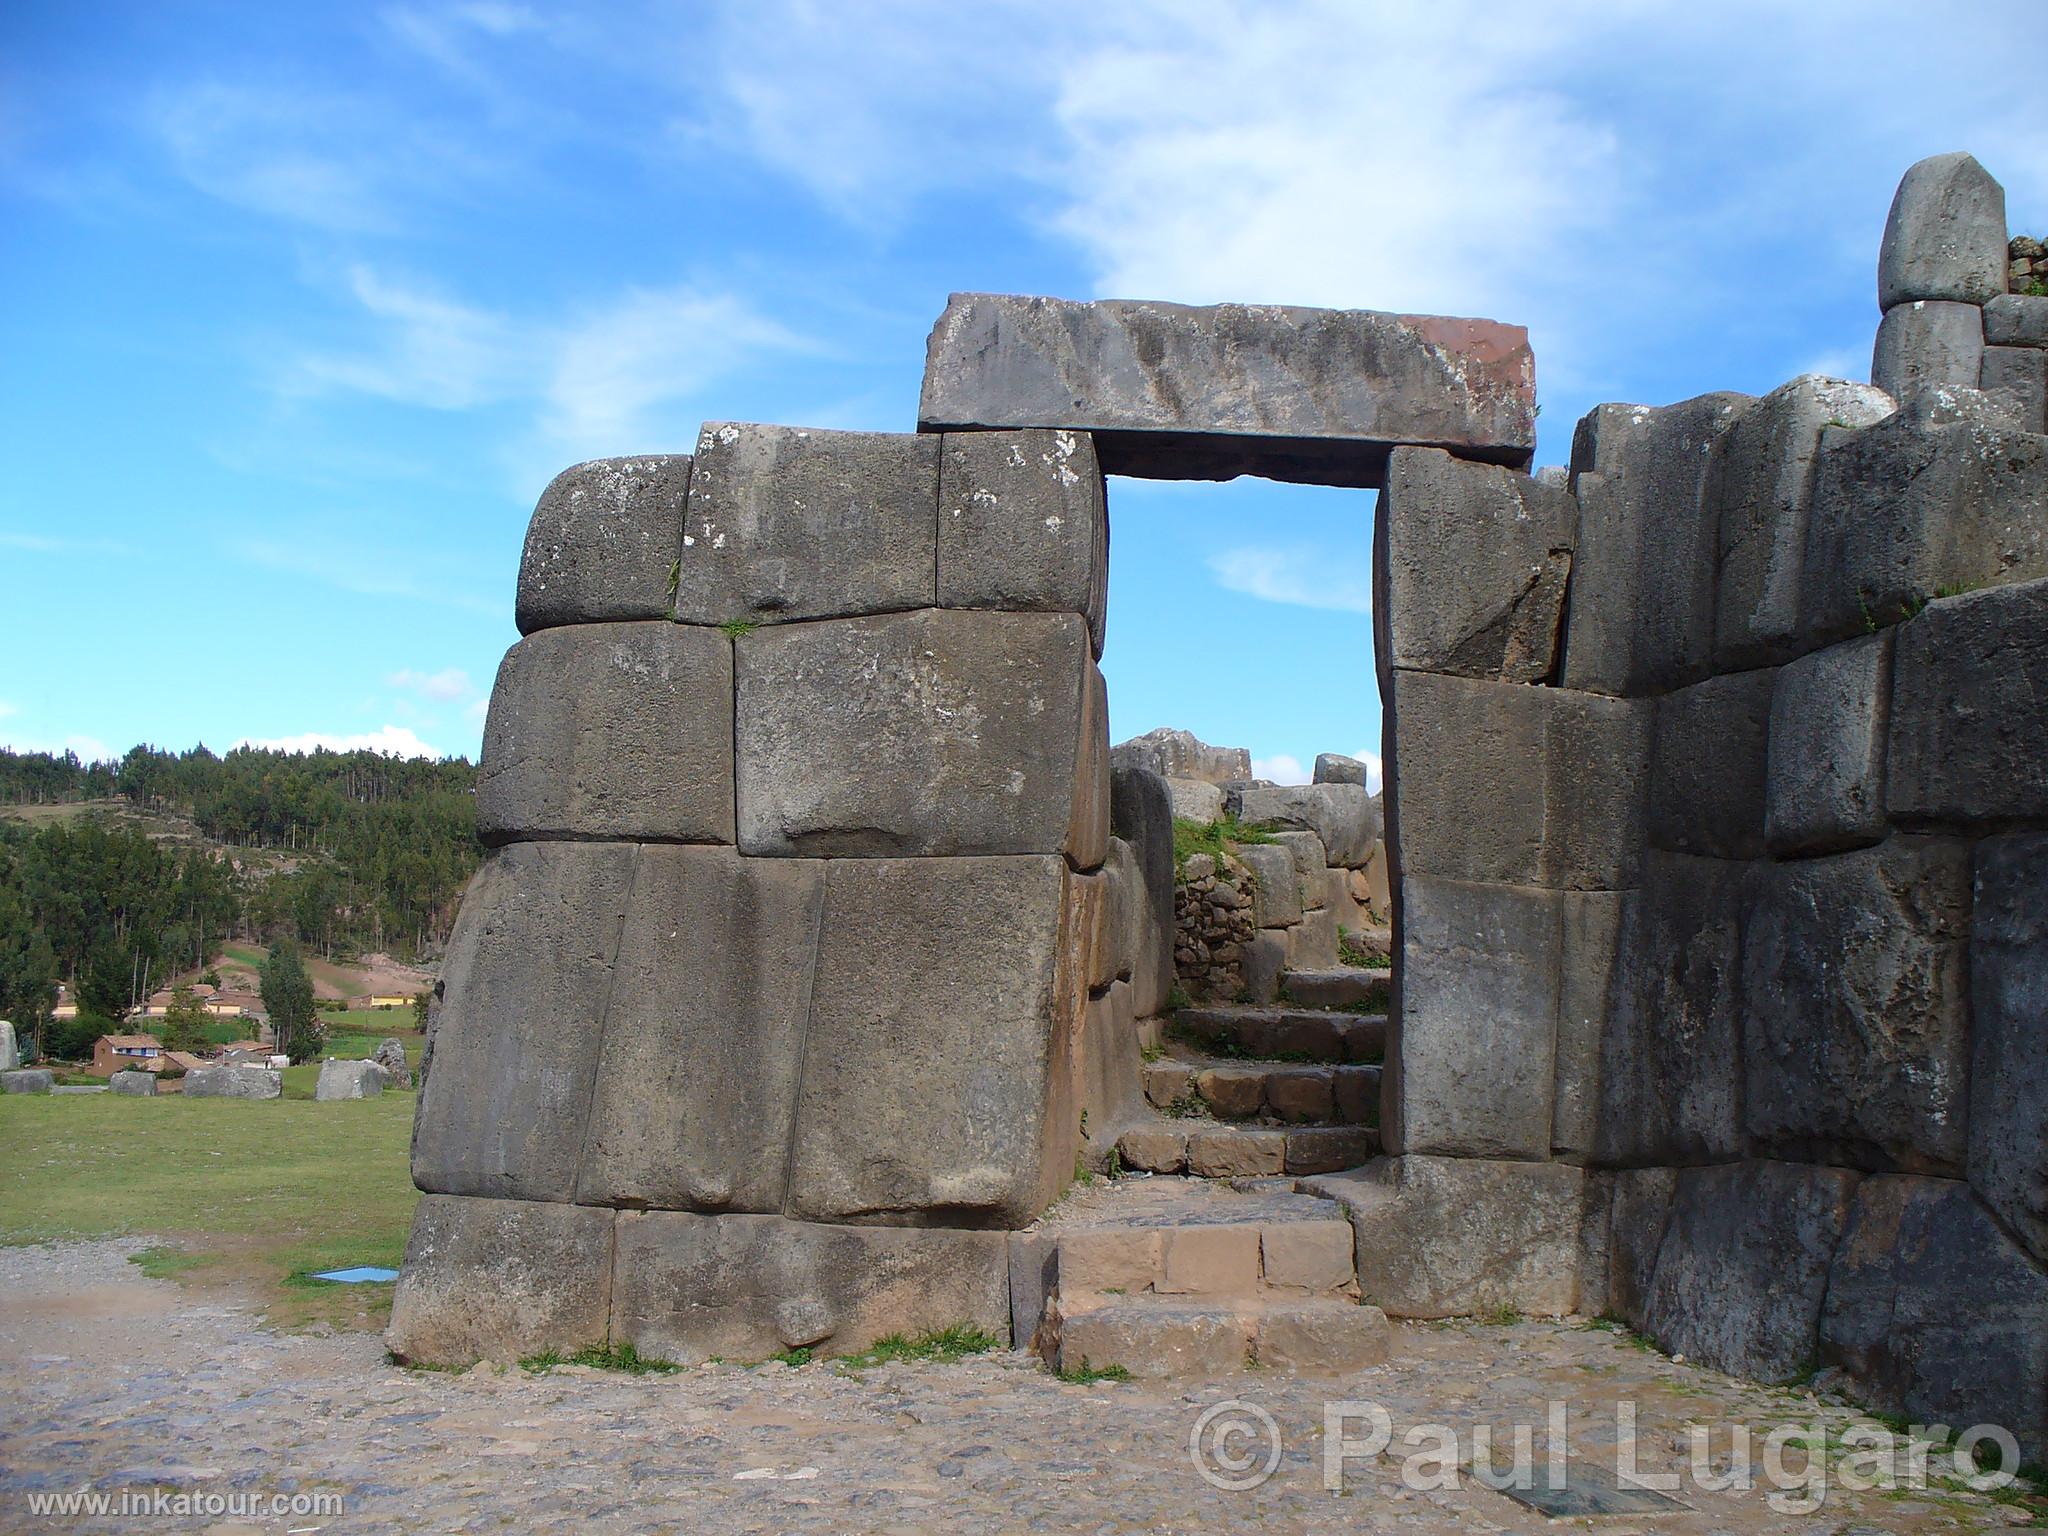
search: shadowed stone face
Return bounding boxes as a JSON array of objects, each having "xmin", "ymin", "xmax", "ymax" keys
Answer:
[{"xmin": 918, "ymin": 294, "xmax": 1535, "ymax": 486}]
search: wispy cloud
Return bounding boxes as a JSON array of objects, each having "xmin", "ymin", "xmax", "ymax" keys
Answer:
[
  {"xmin": 1207, "ymin": 545, "xmax": 1372, "ymax": 614},
  {"xmin": 287, "ymin": 266, "xmax": 519, "ymax": 411},
  {"xmin": 236, "ymin": 724, "xmax": 449, "ymax": 758},
  {"xmin": 1250, "ymin": 753, "xmax": 1309, "ymax": 786},
  {"xmin": 388, "ymin": 666, "xmax": 475, "ymax": 702},
  {"xmin": 236, "ymin": 536, "xmax": 500, "ymax": 615}
]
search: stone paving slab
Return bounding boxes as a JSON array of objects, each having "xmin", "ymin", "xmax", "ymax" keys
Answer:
[{"xmin": 2, "ymin": 1240, "xmax": 2037, "ymax": 1534}]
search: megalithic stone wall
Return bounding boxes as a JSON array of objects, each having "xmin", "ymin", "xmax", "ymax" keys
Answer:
[
  {"xmin": 1367, "ymin": 151, "xmax": 2048, "ymax": 1458},
  {"xmin": 392, "ymin": 422, "xmax": 1121, "ymax": 1365}
]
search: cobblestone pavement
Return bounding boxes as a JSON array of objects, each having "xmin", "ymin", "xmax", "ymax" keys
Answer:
[{"xmin": 0, "ymin": 1240, "xmax": 2035, "ymax": 1534}]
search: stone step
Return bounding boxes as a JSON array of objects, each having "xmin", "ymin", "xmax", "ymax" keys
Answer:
[
  {"xmin": 1116, "ymin": 1121, "xmax": 1379, "ymax": 1178},
  {"xmin": 1142, "ymin": 1056, "xmax": 1380, "ymax": 1125},
  {"xmin": 1281, "ymin": 966, "xmax": 1392, "ymax": 1011},
  {"xmin": 1051, "ymin": 1297, "xmax": 1390, "ymax": 1378},
  {"xmin": 1171, "ymin": 1006, "xmax": 1386, "ymax": 1064}
]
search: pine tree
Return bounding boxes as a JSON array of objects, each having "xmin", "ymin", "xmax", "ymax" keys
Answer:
[{"xmin": 260, "ymin": 941, "xmax": 323, "ymax": 1064}]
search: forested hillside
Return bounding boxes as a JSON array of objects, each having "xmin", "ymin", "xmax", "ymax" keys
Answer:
[{"xmin": 0, "ymin": 745, "xmax": 481, "ymax": 1048}]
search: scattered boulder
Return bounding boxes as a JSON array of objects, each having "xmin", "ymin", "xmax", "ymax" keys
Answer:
[
  {"xmin": 315, "ymin": 1059, "xmax": 389, "ymax": 1101},
  {"xmin": 2, "ymin": 1069, "xmax": 52, "ymax": 1094},
  {"xmin": 371, "ymin": 1037, "xmax": 413, "ymax": 1088},
  {"xmin": 1312, "ymin": 753, "xmax": 1369, "ymax": 786},
  {"xmin": 1110, "ymin": 727, "xmax": 1250, "ymax": 786},
  {"xmin": 182, "ymin": 1067, "xmax": 282, "ymax": 1100},
  {"xmin": 0, "ymin": 1020, "xmax": 18, "ymax": 1072},
  {"xmin": 110, "ymin": 1070, "xmax": 157, "ymax": 1096}
]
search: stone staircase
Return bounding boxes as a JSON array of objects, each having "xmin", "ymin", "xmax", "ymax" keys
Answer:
[
  {"xmin": 1114, "ymin": 963, "xmax": 1390, "ymax": 1179},
  {"xmin": 1014, "ymin": 1176, "xmax": 1390, "ymax": 1377}
]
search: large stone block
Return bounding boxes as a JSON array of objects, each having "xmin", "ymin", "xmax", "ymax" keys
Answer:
[
  {"xmin": 1551, "ymin": 890, "xmax": 1624, "ymax": 1162},
  {"xmin": 182, "ymin": 1066, "xmax": 280, "ymax": 1099},
  {"xmin": 1764, "ymin": 632, "xmax": 1892, "ymax": 855},
  {"xmin": 674, "ymin": 422, "xmax": 937, "ymax": 625},
  {"xmin": 1604, "ymin": 1167, "xmax": 1679, "ymax": 1330},
  {"xmin": 1804, "ymin": 396, "xmax": 2048, "ymax": 644},
  {"xmin": 735, "ymin": 609, "xmax": 1096, "ymax": 859},
  {"xmin": 938, "ymin": 429, "xmax": 1108, "ymax": 656},
  {"xmin": 919, "ymin": 293, "xmax": 1536, "ymax": 485},
  {"xmin": 386, "ymin": 1195, "xmax": 614, "ymax": 1365},
  {"xmin": 411, "ymin": 841, "xmax": 639, "ymax": 1203},
  {"xmin": 1236, "ymin": 842, "xmax": 1301, "ymax": 929},
  {"xmin": 1563, "ymin": 392, "xmax": 1755, "ymax": 695},
  {"xmin": 1872, "ymin": 300, "xmax": 1985, "ymax": 400},
  {"xmin": 1640, "ymin": 1161, "xmax": 1859, "ymax": 1385},
  {"xmin": 1982, "ymin": 346, "xmax": 2048, "ymax": 434},
  {"xmin": 1385, "ymin": 875, "xmax": 1559, "ymax": 1160},
  {"xmin": 1711, "ymin": 375, "xmax": 1896, "ymax": 670},
  {"xmin": 1078, "ymin": 980, "xmax": 1143, "ymax": 1166},
  {"xmin": 1110, "ymin": 728, "xmax": 1250, "ymax": 785},
  {"xmin": 1647, "ymin": 667, "xmax": 1775, "ymax": 860},
  {"xmin": 516, "ymin": 455, "xmax": 689, "ymax": 634},
  {"xmin": 314, "ymin": 1059, "xmax": 386, "ymax": 1101},
  {"xmin": 1229, "ymin": 782, "xmax": 1378, "ymax": 867},
  {"xmin": 1877, "ymin": 152, "xmax": 2010, "ymax": 308},
  {"xmin": 1109, "ymin": 766, "xmax": 1175, "ymax": 1018},
  {"xmin": 1308, "ymin": 1156, "xmax": 1583, "ymax": 1319},
  {"xmin": 1968, "ymin": 834, "xmax": 2048, "ymax": 1266},
  {"xmin": 109, "ymin": 1069, "xmax": 156, "ymax": 1096},
  {"xmin": 1380, "ymin": 447, "xmax": 1574, "ymax": 681},
  {"xmin": 1821, "ymin": 1175, "xmax": 2048, "ymax": 1460},
  {"xmin": 0, "ymin": 1068, "xmax": 52, "ymax": 1093},
  {"xmin": 1741, "ymin": 837, "xmax": 1971, "ymax": 1175},
  {"xmin": 1389, "ymin": 671, "xmax": 1647, "ymax": 888},
  {"xmin": 1888, "ymin": 577, "xmax": 2048, "ymax": 822},
  {"xmin": 475, "ymin": 622, "xmax": 735, "ymax": 846},
  {"xmin": 1313, "ymin": 752, "xmax": 1370, "ymax": 786},
  {"xmin": 611, "ymin": 1212, "xmax": 1009, "ymax": 1363},
  {"xmin": 784, "ymin": 856, "xmax": 1077, "ymax": 1226},
  {"xmin": 575, "ymin": 848, "xmax": 825, "ymax": 1213},
  {"xmin": 1985, "ymin": 293, "xmax": 2048, "ymax": 348},
  {"xmin": 1593, "ymin": 853, "xmax": 1746, "ymax": 1165}
]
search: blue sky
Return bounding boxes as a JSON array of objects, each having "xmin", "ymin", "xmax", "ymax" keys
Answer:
[{"xmin": 2, "ymin": 2, "xmax": 2041, "ymax": 786}]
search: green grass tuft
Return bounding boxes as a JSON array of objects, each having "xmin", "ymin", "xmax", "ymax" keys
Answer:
[
  {"xmin": 1055, "ymin": 1358, "xmax": 1131, "ymax": 1384},
  {"xmin": 522, "ymin": 1341, "xmax": 682, "ymax": 1375},
  {"xmin": 838, "ymin": 1324, "xmax": 1002, "ymax": 1370},
  {"xmin": 718, "ymin": 619, "xmax": 759, "ymax": 638}
]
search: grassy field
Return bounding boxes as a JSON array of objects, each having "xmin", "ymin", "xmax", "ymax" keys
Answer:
[{"xmin": 0, "ymin": 1091, "xmax": 420, "ymax": 1330}]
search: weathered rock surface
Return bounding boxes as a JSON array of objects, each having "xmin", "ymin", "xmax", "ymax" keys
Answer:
[
  {"xmin": 1602, "ymin": 1168, "xmax": 1680, "ymax": 1330},
  {"xmin": 412, "ymin": 841, "xmax": 639, "ymax": 1203},
  {"xmin": 1, "ymin": 1068, "xmax": 52, "ymax": 1094},
  {"xmin": 1765, "ymin": 633, "xmax": 1892, "ymax": 855},
  {"xmin": 1647, "ymin": 667, "xmax": 1775, "ymax": 860},
  {"xmin": 1985, "ymin": 293, "xmax": 2048, "ymax": 347},
  {"xmin": 919, "ymin": 294, "xmax": 1536, "ymax": 486},
  {"xmin": 109, "ymin": 1069, "xmax": 156, "ymax": 1096},
  {"xmin": 1109, "ymin": 766, "xmax": 1175, "ymax": 1017},
  {"xmin": 371, "ymin": 1037, "xmax": 413, "ymax": 1088},
  {"xmin": 516, "ymin": 455, "xmax": 690, "ymax": 633},
  {"xmin": 1877, "ymin": 151, "xmax": 2010, "ymax": 308},
  {"xmin": 675, "ymin": 423, "xmax": 937, "ymax": 625},
  {"xmin": 937, "ymin": 429, "xmax": 1108, "ymax": 656},
  {"xmin": 1235, "ymin": 843, "xmax": 1301, "ymax": 929},
  {"xmin": 785, "ymin": 856, "xmax": 1076, "ymax": 1227},
  {"xmin": 1742, "ymin": 837, "xmax": 1971, "ymax": 1175},
  {"xmin": 576, "ymin": 848, "xmax": 825, "ymax": 1214},
  {"xmin": 1228, "ymin": 783, "xmax": 1378, "ymax": 867},
  {"xmin": 1312, "ymin": 752, "xmax": 1369, "ymax": 786},
  {"xmin": 1594, "ymin": 854, "xmax": 1746, "ymax": 1165},
  {"xmin": 735, "ymin": 610, "xmax": 1095, "ymax": 859},
  {"xmin": 1821, "ymin": 1174, "xmax": 2048, "ymax": 1460},
  {"xmin": 1805, "ymin": 398, "xmax": 2048, "ymax": 644},
  {"xmin": 1078, "ymin": 980, "xmax": 1144, "ymax": 1167},
  {"xmin": 611, "ymin": 1212, "xmax": 1009, "ymax": 1363},
  {"xmin": 476, "ymin": 622, "xmax": 735, "ymax": 846},
  {"xmin": 182, "ymin": 1066, "xmax": 281, "ymax": 1100},
  {"xmin": 1871, "ymin": 300, "xmax": 1985, "ymax": 399},
  {"xmin": 1308, "ymin": 1156, "xmax": 1583, "ymax": 1319},
  {"xmin": 1710, "ymin": 375, "xmax": 1895, "ymax": 669},
  {"xmin": 1968, "ymin": 833, "xmax": 2048, "ymax": 1265},
  {"xmin": 1163, "ymin": 777, "xmax": 1223, "ymax": 824},
  {"xmin": 1379, "ymin": 447, "xmax": 1573, "ymax": 682},
  {"xmin": 1888, "ymin": 577, "xmax": 2048, "ymax": 823},
  {"xmin": 314, "ymin": 1059, "xmax": 387, "ymax": 1101},
  {"xmin": 1564, "ymin": 393, "xmax": 1755, "ymax": 694},
  {"xmin": 1981, "ymin": 345, "xmax": 2048, "ymax": 434},
  {"xmin": 386, "ymin": 1194, "xmax": 614, "ymax": 1365},
  {"xmin": 1108, "ymin": 728, "xmax": 1249, "ymax": 785},
  {"xmin": 1640, "ymin": 1161, "xmax": 1860, "ymax": 1385},
  {"xmin": 1551, "ymin": 890, "xmax": 1624, "ymax": 1162},
  {"xmin": 1385, "ymin": 876, "xmax": 1558, "ymax": 1160}
]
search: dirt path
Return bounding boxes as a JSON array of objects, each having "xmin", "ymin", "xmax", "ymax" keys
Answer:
[{"xmin": 0, "ymin": 1240, "xmax": 2033, "ymax": 1533}]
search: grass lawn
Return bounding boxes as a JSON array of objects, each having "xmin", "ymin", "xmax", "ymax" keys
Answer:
[{"xmin": 0, "ymin": 1092, "xmax": 420, "ymax": 1331}]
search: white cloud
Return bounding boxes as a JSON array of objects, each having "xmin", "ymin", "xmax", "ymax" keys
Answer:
[
  {"xmin": 389, "ymin": 666, "xmax": 476, "ymax": 702},
  {"xmin": 1250, "ymin": 753, "xmax": 1310, "ymax": 785},
  {"xmin": 288, "ymin": 266, "xmax": 520, "ymax": 411},
  {"xmin": 1207, "ymin": 545, "xmax": 1372, "ymax": 614},
  {"xmin": 1349, "ymin": 750, "xmax": 1386, "ymax": 795},
  {"xmin": 236, "ymin": 725, "xmax": 448, "ymax": 758}
]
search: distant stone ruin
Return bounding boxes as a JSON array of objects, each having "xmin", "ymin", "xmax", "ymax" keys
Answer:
[{"xmin": 392, "ymin": 153, "xmax": 2047, "ymax": 1456}]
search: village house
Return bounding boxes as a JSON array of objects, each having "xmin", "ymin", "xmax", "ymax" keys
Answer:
[{"xmin": 90, "ymin": 1034, "xmax": 163, "ymax": 1076}]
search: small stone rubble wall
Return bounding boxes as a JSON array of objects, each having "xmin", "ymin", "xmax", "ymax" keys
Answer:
[
  {"xmin": 1369, "ymin": 151, "xmax": 2048, "ymax": 1457},
  {"xmin": 396, "ymin": 422, "xmax": 1133, "ymax": 1365}
]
